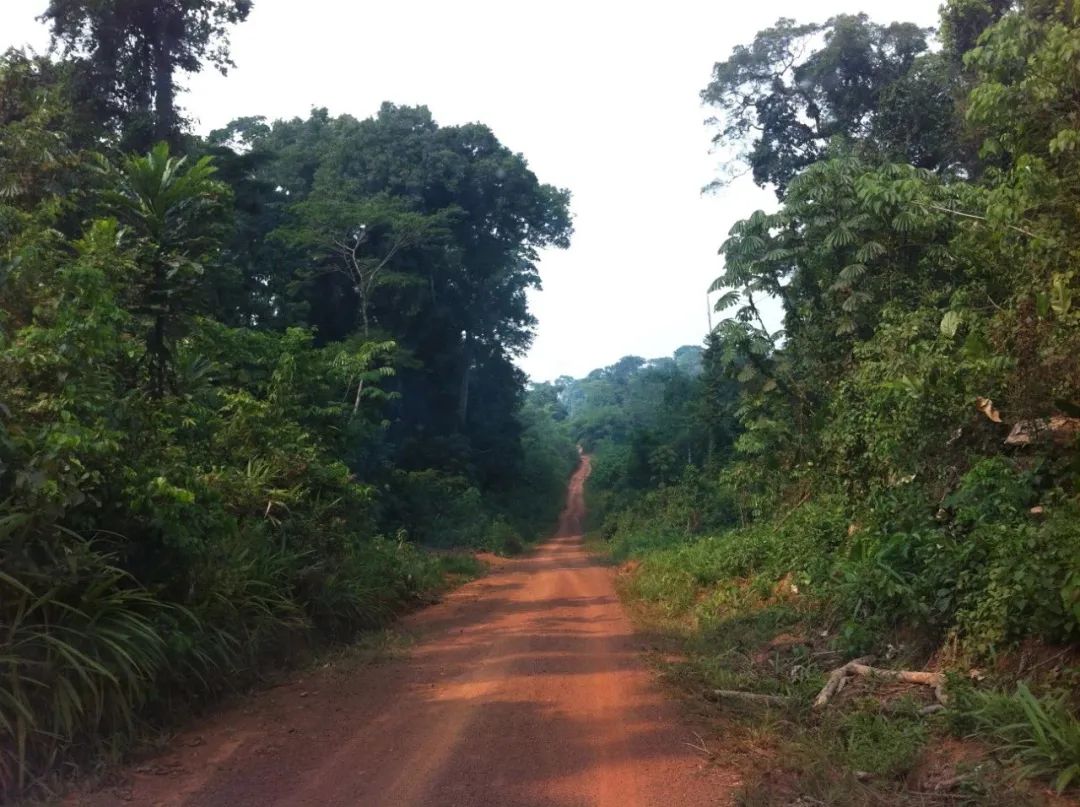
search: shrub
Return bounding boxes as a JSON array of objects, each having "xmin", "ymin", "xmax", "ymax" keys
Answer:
[
  {"xmin": 836, "ymin": 459, "xmax": 1079, "ymax": 652},
  {"xmin": 383, "ymin": 470, "xmax": 493, "ymax": 548}
]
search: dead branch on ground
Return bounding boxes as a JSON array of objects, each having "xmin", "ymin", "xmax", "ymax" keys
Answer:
[{"xmin": 813, "ymin": 657, "xmax": 948, "ymax": 708}]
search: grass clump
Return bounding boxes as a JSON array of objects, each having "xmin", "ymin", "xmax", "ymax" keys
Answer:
[
  {"xmin": 834, "ymin": 705, "xmax": 928, "ymax": 779},
  {"xmin": 433, "ymin": 552, "xmax": 488, "ymax": 580},
  {"xmin": 961, "ymin": 682, "xmax": 1080, "ymax": 793}
]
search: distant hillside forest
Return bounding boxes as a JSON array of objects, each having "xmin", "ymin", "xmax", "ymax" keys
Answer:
[{"xmin": 537, "ymin": 346, "xmax": 722, "ymax": 524}]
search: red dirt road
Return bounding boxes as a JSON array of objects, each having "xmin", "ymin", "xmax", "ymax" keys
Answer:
[{"xmin": 77, "ymin": 457, "xmax": 735, "ymax": 806}]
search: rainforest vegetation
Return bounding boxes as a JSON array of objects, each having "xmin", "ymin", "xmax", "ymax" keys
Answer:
[
  {"xmin": 569, "ymin": 1, "xmax": 1080, "ymax": 802},
  {"xmin": 0, "ymin": 1, "xmax": 578, "ymax": 796}
]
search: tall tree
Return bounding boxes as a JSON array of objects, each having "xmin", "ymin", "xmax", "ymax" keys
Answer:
[
  {"xmin": 215, "ymin": 104, "xmax": 572, "ymax": 478},
  {"xmin": 43, "ymin": 0, "xmax": 252, "ymax": 150},
  {"xmin": 702, "ymin": 14, "xmax": 956, "ymax": 194},
  {"xmin": 280, "ymin": 193, "xmax": 446, "ymax": 339}
]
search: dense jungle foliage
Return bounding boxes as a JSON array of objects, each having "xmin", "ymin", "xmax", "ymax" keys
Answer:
[
  {"xmin": 577, "ymin": 0, "xmax": 1080, "ymax": 798},
  {"xmin": 0, "ymin": 2, "xmax": 578, "ymax": 796}
]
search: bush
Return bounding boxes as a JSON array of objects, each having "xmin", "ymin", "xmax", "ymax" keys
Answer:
[
  {"xmin": 622, "ymin": 494, "xmax": 848, "ymax": 615},
  {"xmin": 0, "ymin": 539, "xmax": 168, "ymax": 798},
  {"xmin": 383, "ymin": 470, "xmax": 495, "ymax": 548},
  {"xmin": 621, "ymin": 458, "xmax": 1079, "ymax": 657},
  {"xmin": 836, "ymin": 459, "xmax": 1079, "ymax": 652},
  {"xmin": 603, "ymin": 467, "xmax": 741, "ymax": 559}
]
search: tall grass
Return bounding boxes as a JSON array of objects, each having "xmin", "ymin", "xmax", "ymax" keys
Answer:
[
  {"xmin": 0, "ymin": 526, "xmax": 458, "ymax": 799},
  {"xmin": 0, "ymin": 542, "xmax": 168, "ymax": 798},
  {"xmin": 964, "ymin": 683, "xmax": 1080, "ymax": 793}
]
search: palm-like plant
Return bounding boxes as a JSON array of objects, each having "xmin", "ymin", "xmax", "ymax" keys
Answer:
[
  {"xmin": 97, "ymin": 143, "xmax": 227, "ymax": 396},
  {"xmin": 0, "ymin": 536, "xmax": 168, "ymax": 798}
]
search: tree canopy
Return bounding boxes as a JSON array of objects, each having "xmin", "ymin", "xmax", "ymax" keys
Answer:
[
  {"xmin": 43, "ymin": 0, "xmax": 252, "ymax": 149},
  {"xmin": 703, "ymin": 14, "xmax": 964, "ymax": 194}
]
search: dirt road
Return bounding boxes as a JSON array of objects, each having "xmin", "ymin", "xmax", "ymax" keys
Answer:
[{"xmin": 79, "ymin": 457, "xmax": 734, "ymax": 806}]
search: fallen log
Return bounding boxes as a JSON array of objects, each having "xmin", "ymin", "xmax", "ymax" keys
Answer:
[{"xmin": 813, "ymin": 658, "xmax": 947, "ymax": 708}]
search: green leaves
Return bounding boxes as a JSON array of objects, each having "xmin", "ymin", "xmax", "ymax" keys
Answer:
[
  {"xmin": 855, "ymin": 241, "xmax": 886, "ymax": 262},
  {"xmin": 940, "ymin": 310, "xmax": 963, "ymax": 338},
  {"xmin": 711, "ymin": 289, "xmax": 741, "ymax": 312},
  {"xmin": 823, "ymin": 224, "xmax": 857, "ymax": 249},
  {"xmin": 840, "ymin": 290, "xmax": 871, "ymax": 313},
  {"xmin": 98, "ymin": 144, "xmax": 225, "ymax": 249},
  {"xmin": 701, "ymin": 13, "xmax": 943, "ymax": 192},
  {"xmin": 92, "ymin": 144, "xmax": 229, "ymax": 395},
  {"xmin": 1051, "ymin": 273, "xmax": 1074, "ymax": 317},
  {"xmin": 834, "ymin": 263, "xmax": 867, "ymax": 288}
]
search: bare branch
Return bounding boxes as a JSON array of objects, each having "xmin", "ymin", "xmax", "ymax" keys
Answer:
[{"xmin": 917, "ymin": 202, "xmax": 1041, "ymax": 240}]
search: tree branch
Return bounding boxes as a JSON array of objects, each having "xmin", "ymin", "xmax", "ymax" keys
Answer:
[{"xmin": 917, "ymin": 202, "xmax": 1040, "ymax": 240}]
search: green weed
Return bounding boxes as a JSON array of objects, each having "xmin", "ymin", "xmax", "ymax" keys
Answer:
[
  {"xmin": 835, "ymin": 707, "xmax": 928, "ymax": 779},
  {"xmin": 964, "ymin": 683, "xmax": 1080, "ymax": 793},
  {"xmin": 433, "ymin": 553, "xmax": 487, "ymax": 579}
]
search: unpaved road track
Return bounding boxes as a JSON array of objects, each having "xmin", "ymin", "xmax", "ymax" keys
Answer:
[{"xmin": 76, "ymin": 457, "xmax": 734, "ymax": 806}]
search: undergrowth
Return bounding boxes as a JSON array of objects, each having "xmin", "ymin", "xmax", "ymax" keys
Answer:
[
  {"xmin": 0, "ymin": 538, "xmax": 485, "ymax": 800},
  {"xmin": 959, "ymin": 683, "xmax": 1080, "ymax": 793},
  {"xmin": 602, "ymin": 509, "xmax": 1080, "ymax": 804}
]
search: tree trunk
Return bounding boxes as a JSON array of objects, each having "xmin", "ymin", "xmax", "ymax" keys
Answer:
[
  {"xmin": 353, "ymin": 377, "xmax": 365, "ymax": 415},
  {"xmin": 152, "ymin": 9, "xmax": 179, "ymax": 148},
  {"xmin": 153, "ymin": 314, "xmax": 164, "ymax": 391},
  {"xmin": 457, "ymin": 332, "xmax": 473, "ymax": 426},
  {"xmin": 150, "ymin": 259, "xmax": 168, "ymax": 398},
  {"xmin": 359, "ymin": 289, "xmax": 370, "ymax": 338}
]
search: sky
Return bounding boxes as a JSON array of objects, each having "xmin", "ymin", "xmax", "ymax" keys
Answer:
[{"xmin": 1, "ymin": 0, "xmax": 941, "ymax": 382}]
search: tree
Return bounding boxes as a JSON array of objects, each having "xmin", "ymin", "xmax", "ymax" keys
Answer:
[
  {"xmin": 43, "ymin": 0, "xmax": 252, "ymax": 150},
  {"xmin": 702, "ymin": 14, "xmax": 954, "ymax": 194},
  {"xmin": 215, "ymin": 104, "xmax": 572, "ymax": 478},
  {"xmin": 696, "ymin": 332, "xmax": 740, "ymax": 464},
  {"xmin": 283, "ymin": 194, "xmax": 445, "ymax": 339},
  {"xmin": 97, "ymin": 143, "xmax": 228, "ymax": 395}
]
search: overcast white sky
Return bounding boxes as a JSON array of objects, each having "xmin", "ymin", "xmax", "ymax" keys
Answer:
[{"xmin": 2, "ymin": 0, "xmax": 940, "ymax": 381}]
